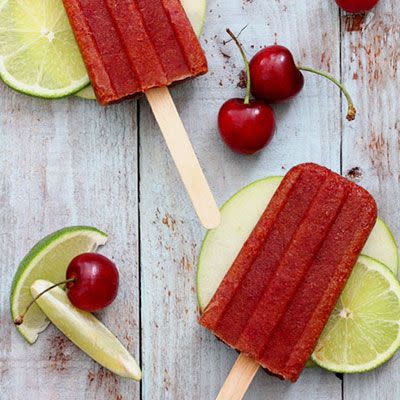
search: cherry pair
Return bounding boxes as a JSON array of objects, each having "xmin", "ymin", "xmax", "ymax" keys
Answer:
[{"xmin": 218, "ymin": 30, "xmax": 356, "ymax": 155}]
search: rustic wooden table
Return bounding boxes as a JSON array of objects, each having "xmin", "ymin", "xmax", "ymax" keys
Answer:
[{"xmin": 1, "ymin": 1, "xmax": 399, "ymax": 399}]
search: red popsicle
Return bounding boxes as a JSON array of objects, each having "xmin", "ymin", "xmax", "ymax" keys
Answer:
[
  {"xmin": 62, "ymin": 0, "xmax": 220, "ymax": 229},
  {"xmin": 63, "ymin": 0, "xmax": 208, "ymax": 105},
  {"xmin": 200, "ymin": 163, "xmax": 377, "ymax": 385}
]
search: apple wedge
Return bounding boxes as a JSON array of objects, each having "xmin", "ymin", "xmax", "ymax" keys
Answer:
[
  {"xmin": 181, "ymin": 0, "xmax": 207, "ymax": 36},
  {"xmin": 197, "ymin": 176, "xmax": 399, "ymax": 311},
  {"xmin": 31, "ymin": 279, "xmax": 142, "ymax": 380}
]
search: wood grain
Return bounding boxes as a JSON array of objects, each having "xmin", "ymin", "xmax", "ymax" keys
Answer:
[
  {"xmin": 0, "ymin": 89, "xmax": 140, "ymax": 400},
  {"xmin": 341, "ymin": 2, "xmax": 400, "ymax": 399}
]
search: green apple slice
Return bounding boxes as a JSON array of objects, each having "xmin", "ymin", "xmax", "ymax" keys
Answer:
[
  {"xmin": 76, "ymin": 0, "xmax": 207, "ymax": 100},
  {"xmin": 197, "ymin": 176, "xmax": 398, "ymax": 311},
  {"xmin": 10, "ymin": 226, "xmax": 107, "ymax": 344},
  {"xmin": 31, "ymin": 280, "xmax": 141, "ymax": 380},
  {"xmin": 362, "ymin": 219, "xmax": 398, "ymax": 277},
  {"xmin": 74, "ymin": 84, "xmax": 96, "ymax": 100},
  {"xmin": 181, "ymin": 0, "xmax": 207, "ymax": 36},
  {"xmin": 311, "ymin": 255, "xmax": 400, "ymax": 373}
]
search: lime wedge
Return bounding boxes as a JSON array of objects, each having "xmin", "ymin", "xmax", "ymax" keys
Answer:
[
  {"xmin": 10, "ymin": 226, "xmax": 107, "ymax": 344},
  {"xmin": 312, "ymin": 255, "xmax": 400, "ymax": 373},
  {"xmin": 0, "ymin": 0, "xmax": 89, "ymax": 98},
  {"xmin": 31, "ymin": 280, "xmax": 141, "ymax": 380},
  {"xmin": 75, "ymin": 0, "xmax": 207, "ymax": 100}
]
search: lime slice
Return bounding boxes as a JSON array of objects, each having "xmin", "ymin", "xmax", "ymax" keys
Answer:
[
  {"xmin": 312, "ymin": 255, "xmax": 400, "ymax": 373},
  {"xmin": 0, "ymin": 0, "xmax": 89, "ymax": 98},
  {"xmin": 31, "ymin": 280, "xmax": 141, "ymax": 380},
  {"xmin": 10, "ymin": 226, "xmax": 107, "ymax": 344},
  {"xmin": 75, "ymin": 0, "xmax": 207, "ymax": 100}
]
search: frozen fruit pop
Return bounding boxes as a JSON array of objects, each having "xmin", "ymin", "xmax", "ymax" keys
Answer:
[
  {"xmin": 200, "ymin": 163, "xmax": 377, "ymax": 386},
  {"xmin": 62, "ymin": 0, "xmax": 220, "ymax": 229},
  {"xmin": 62, "ymin": 0, "xmax": 208, "ymax": 105}
]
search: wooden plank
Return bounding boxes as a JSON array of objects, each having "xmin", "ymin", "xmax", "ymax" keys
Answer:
[
  {"xmin": 139, "ymin": 1, "xmax": 343, "ymax": 398},
  {"xmin": 0, "ymin": 88, "xmax": 140, "ymax": 400},
  {"xmin": 341, "ymin": 3, "xmax": 400, "ymax": 399}
]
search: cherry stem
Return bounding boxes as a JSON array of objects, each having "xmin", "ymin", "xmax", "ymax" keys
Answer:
[
  {"xmin": 14, "ymin": 278, "xmax": 75, "ymax": 326},
  {"xmin": 298, "ymin": 66, "xmax": 356, "ymax": 121},
  {"xmin": 226, "ymin": 28, "xmax": 251, "ymax": 105}
]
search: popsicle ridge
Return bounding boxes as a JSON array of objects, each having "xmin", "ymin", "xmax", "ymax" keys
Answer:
[
  {"xmin": 161, "ymin": 0, "xmax": 208, "ymax": 74},
  {"xmin": 103, "ymin": 0, "xmax": 166, "ymax": 87},
  {"xmin": 62, "ymin": 0, "xmax": 118, "ymax": 98},
  {"xmin": 199, "ymin": 163, "xmax": 377, "ymax": 382},
  {"xmin": 135, "ymin": 0, "xmax": 191, "ymax": 80}
]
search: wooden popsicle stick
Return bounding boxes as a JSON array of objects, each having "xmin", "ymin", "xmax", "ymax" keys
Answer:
[
  {"xmin": 145, "ymin": 86, "xmax": 221, "ymax": 230},
  {"xmin": 216, "ymin": 354, "xmax": 260, "ymax": 400}
]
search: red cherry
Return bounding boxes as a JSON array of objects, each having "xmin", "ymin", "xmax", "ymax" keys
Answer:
[
  {"xmin": 218, "ymin": 98, "xmax": 276, "ymax": 154},
  {"xmin": 66, "ymin": 253, "xmax": 119, "ymax": 312},
  {"xmin": 335, "ymin": 0, "xmax": 379, "ymax": 13},
  {"xmin": 249, "ymin": 45, "xmax": 356, "ymax": 121},
  {"xmin": 250, "ymin": 46, "xmax": 304, "ymax": 103}
]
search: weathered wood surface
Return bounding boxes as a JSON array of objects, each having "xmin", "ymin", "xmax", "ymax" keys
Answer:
[
  {"xmin": 0, "ymin": 1, "xmax": 399, "ymax": 399},
  {"xmin": 341, "ymin": 2, "xmax": 400, "ymax": 400}
]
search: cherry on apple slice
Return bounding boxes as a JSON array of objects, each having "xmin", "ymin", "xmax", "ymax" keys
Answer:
[
  {"xmin": 218, "ymin": 29, "xmax": 276, "ymax": 155},
  {"xmin": 14, "ymin": 253, "xmax": 119, "ymax": 325},
  {"xmin": 250, "ymin": 45, "xmax": 356, "ymax": 121},
  {"xmin": 335, "ymin": 0, "xmax": 379, "ymax": 13}
]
